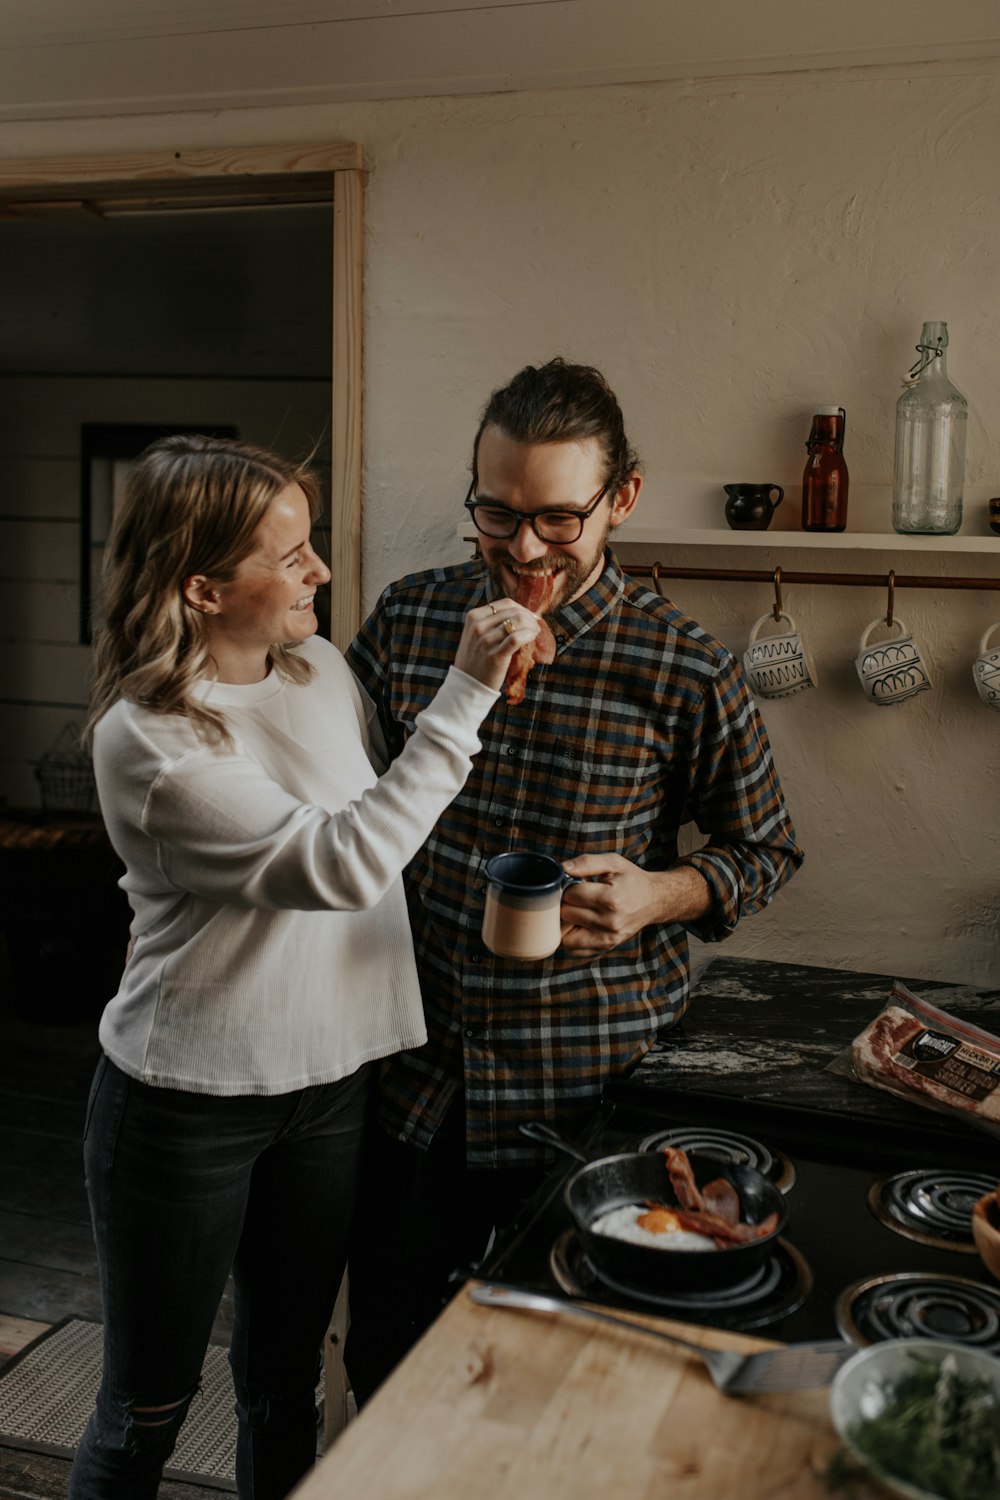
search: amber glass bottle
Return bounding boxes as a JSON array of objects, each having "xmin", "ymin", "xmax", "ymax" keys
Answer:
[{"xmin": 801, "ymin": 406, "xmax": 848, "ymax": 532}]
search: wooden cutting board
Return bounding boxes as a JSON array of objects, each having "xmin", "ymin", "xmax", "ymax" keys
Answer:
[{"xmin": 294, "ymin": 1280, "xmax": 883, "ymax": 1500}]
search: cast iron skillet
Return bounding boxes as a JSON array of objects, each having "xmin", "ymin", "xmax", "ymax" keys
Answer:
[{"xmin": 520, "ymin": 1122, "xmax": 788, "ymax": 1294}]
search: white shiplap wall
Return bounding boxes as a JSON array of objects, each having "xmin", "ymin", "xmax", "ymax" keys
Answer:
[{"xmin": 0, "ymin": 375, "xmax": 331, "ymax": 808}]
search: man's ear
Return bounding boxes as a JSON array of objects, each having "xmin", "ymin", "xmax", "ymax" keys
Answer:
[
  {"xmin": 182, "ymin": 575, "xmax": 222, "ymax": 614},
  {"xmin": 608, "ymin": 473, "xmax": 642, "ymax": 529}
]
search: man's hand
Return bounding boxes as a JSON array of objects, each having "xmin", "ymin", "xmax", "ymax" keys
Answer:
[{"xmin": 558, "ymin": 854, "xmax": 712, "ymax": 958}]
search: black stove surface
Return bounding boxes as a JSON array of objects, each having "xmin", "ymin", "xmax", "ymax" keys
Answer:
[
  {"xmin": 549, "ymin": 1227, "xmax": 814, "ymax": 1331},
  {"xmin": 477, "ymin": 1087, "xmax": 1000, "ymax": 1346}
]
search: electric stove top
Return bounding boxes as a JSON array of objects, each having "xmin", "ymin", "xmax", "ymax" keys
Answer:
[{"xmin": 476, "ymin": 1083, "xmax": 1000, "ymax": 1349}]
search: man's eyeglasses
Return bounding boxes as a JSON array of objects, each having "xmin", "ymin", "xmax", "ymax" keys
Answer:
[{"xmin": 463, "ymin": 477, "xmax": 614, "ymax": 545}]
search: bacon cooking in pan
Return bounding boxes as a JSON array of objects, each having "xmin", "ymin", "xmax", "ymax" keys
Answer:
[
  {"xmin": 503, "ymin": 573, "xmax": 557, "ymax": 705},
  {"xmin": 648, "ymin": 1147, "xmax": 779, "ymax": 1249},
  {"xmin": 700, "ymin": 1176, "xmax": 743, "ymax": 1227},
  {"xmin": 662, "ymin": 1146, "xmax": 706, "ymax": 1211},
  {"xmin": 669, "ymin": 1204, "xmax": 780, "ymax": 1247}
]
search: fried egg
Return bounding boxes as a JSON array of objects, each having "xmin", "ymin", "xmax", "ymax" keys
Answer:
[{"xmin": 590, "ymin": 1204, "xmax": 716, "ymax": 1251}]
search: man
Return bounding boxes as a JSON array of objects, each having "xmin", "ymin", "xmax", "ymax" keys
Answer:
[{"xmin": 344, "ymin": 358, "xmax": 802, "ymax": 1399}]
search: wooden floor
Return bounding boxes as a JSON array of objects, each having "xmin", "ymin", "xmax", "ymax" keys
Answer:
[{"xmin": 0, "ymin": 969, "xmax": 230, "ymax": 1499}]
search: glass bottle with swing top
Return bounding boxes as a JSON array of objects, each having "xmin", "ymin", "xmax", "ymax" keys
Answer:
[
  {"xmin": 892, "ymin": 321, "xmax": 967, "ymax": 535},
  {"xmin": 801, "ymin": 406, "xmax": 848, "ymax": 532}
]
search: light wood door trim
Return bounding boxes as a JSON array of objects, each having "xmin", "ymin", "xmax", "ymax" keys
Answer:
[
  {"xmin": 0, "ymin": 142, "xmax": 362, "ymax": 192},
  {"xmin": 331, "ymin": 168, "xmax": 364, "ymax": 649},
  {"xmin": 0, "ymin": 142, "xmax": 364, "ymax": 649}
]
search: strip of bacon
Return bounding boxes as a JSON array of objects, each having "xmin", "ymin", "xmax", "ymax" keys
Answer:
[
  {"xmin": 662, "ymin": 1147, "xmax": 706, "ymax": 1212},
  {"xmin": 503, "ymin": 573, "xmax": 557, "ymax": 705},
  {"xmin": 700, "ymin": 1176, "xmax": 742, "ymax": 1227},
  {"xmin": 666, "ymin": 1206, "xmax": 780, "ymax": 1249}
]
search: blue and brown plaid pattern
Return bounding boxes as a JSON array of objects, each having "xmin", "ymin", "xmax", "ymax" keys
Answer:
[{"xmin": 347, "ymin": 552, "xmax": 803, "ymax": 1165}]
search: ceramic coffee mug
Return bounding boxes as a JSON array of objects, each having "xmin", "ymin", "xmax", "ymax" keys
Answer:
[
  {"xmin": 743, "ymin": 612, "xmax": 818, "ymax": 699},
  {"xmin": 855, "ymin": 617, "xmax": 932, "ymax": 706},
  {"xmin": 482, "ymin": 852, "xmax": 577, "ymax": 961},
  {"xmin": 972, "ymin": 623, "xmax": 1000, "ymax": 712}
]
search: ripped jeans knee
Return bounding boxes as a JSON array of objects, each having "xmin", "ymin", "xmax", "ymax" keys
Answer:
[
  {"xmin": 127, "ymin": 1386, "xmax": 197, "ymax": 1441},
  {"xmin": 69, "ymin": 1381, "xmax": 200, "ymax": 1498}
]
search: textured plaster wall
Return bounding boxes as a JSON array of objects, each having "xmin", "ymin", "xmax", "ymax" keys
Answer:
[{"xmin": 3, "ymin": 58, "xmax": 999, "ymax": 986}]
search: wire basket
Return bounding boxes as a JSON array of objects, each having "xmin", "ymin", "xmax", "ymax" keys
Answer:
[{"xmin": 34, "ymin": 723, "xmax": 97, "ymax": 814}]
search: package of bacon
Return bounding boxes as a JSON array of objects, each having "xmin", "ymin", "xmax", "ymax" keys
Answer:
[
  {"xmin": 832, "ymin": 981, "xmax": 1000, "ymax": 1139},
  {"xmin": 503, "ymin": 574, "xmax": 557, "ymax": 705}
]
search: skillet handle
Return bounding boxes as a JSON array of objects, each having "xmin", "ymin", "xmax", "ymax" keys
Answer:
[{"xmin": 518, "ymin": 1121, "xmax": 589, "ymax": 1162}]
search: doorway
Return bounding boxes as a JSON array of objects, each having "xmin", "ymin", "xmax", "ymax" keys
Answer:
[
  {"xmin": 0, "ymin": 142, "xmax": 363, "ymax": 810},
  {"xmin": 0, "ymin": 150, "xmax": 364, "ymax": 1368}
]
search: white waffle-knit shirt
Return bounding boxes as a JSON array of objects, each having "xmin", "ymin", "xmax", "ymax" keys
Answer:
[{"xmin": 92, "ymin": 636, "xmax": 498, "ymax": 1095}]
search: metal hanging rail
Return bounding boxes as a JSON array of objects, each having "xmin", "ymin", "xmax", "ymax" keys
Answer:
[{"xmin": 636, "ymin": 564, "xmax": 1000, "ymax": 593}]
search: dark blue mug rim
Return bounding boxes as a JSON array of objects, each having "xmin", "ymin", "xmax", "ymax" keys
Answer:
[{"xmin": 484, "ymin": 851, "xmax": 567, "ymax": 894}]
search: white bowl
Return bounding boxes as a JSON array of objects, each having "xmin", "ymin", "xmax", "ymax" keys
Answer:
[{"xmin": 830, "ymin": 1338, "xmax": 1000, "ymax": 1500}]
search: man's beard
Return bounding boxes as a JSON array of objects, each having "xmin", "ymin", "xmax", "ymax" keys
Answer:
[{"xmin": 486, "ymin": 523, "xmax": 612, "ymax": 618}]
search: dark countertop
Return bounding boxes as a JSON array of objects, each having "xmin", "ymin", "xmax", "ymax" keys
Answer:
[{"xmin": 620, "ymin": 956, "xmax": 1000, "ymax": 1133}]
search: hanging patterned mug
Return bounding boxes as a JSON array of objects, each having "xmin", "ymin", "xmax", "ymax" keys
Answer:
[
  {"xmin": 743, "ymin": 612, "xmax": 818, "ymax": 699},
  {"xmin": 855, "ymin": 617, "xmax": 932, "ymax": 706},
  {"xmin": 972, "ymin": 623, "xmax": 1000, "ymax": 712}
]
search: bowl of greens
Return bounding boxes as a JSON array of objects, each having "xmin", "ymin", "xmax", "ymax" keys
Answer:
[{"xmin": 829, "ymin": 1339, "xmax": 1000, "ymax": 1500}]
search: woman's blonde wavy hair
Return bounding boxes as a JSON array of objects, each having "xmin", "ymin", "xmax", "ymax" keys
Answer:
[{"xmin": 85, "ymin": 433, "xmax": 323, "ymax": 748}]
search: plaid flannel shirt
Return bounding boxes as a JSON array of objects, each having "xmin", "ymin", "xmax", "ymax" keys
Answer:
[{"xmin": 346, "ymin": 551, "xmax": 802, "ymax": 1165}]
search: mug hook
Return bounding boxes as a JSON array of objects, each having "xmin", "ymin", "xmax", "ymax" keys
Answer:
[
  {"xmin": 885, "ymin": 569, "xmax": 896, "ymax": 628},
  {"xmin": 772, "ymin": 565, "xmax": 783, "ymax": 622},
  {"xmin": 651, "ymin": 561, "xmax": 665, "ymax": 598}
]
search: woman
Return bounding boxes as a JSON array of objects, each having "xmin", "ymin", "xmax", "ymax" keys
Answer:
[{"xmin": 69, "ymin": 434, "xmax": 537, "ymax": 1500}]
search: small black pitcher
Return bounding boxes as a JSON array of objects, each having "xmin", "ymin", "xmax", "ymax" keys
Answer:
[{"xmin": 723, "ymin": 483, "xmax": 784, "ymax": 531}]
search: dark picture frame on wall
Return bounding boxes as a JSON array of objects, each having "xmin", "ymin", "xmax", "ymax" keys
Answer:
[{"xmin": 80, "ymin": 422, "xmax": 238, "ymax": 644}]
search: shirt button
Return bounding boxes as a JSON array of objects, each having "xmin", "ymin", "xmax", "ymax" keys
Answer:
[
  {"xmin": 493, "ymin": 816, "xmax": 504, "ymax": 827},
  {"xmin": 505, "ymin": 745, "xmax": 518, "ymax": 756},
  {"xmin": 464, "ymin": 1025, "xmax": 488, "ymax": 1041}
]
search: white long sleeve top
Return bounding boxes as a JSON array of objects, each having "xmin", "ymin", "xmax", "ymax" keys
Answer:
[{"xmin": 91, "ymin": 636, "xmax": 499, "ymax": 1095}]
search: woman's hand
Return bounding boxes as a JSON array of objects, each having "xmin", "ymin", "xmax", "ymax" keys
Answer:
[{"xmin": 455, "ymin": 599, "xmax": 541, "ymax": 690}]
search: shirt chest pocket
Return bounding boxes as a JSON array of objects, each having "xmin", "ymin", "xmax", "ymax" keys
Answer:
[{"xmin": 543, "ymin": 742, "xmax": 666, "ymax": 850}]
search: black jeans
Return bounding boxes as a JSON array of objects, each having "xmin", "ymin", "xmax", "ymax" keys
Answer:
[
  {"xmin": 69, "ymin": 1055, "xmax": 370, "ymax": 1500},
  {"xmin": 344, "ymin": 1096, "xmax": 546, "ymax": 1406}
]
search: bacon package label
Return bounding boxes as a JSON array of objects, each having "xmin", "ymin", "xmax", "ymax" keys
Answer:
[
  {"xmin": 845, "ymin": 981, "xmax": 1000, "ymax": 1138},
  {"xmin": 503, "ymin": 574, "xmax": 557, "ymax": 705}
]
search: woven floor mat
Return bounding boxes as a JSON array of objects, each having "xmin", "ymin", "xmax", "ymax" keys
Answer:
[{"xmin": 0, "ymin": 1319, "xmax": 251, "ymax": 1490}]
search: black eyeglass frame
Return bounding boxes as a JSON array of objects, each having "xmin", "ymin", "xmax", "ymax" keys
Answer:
[{"xmin": 463, "ymin": 476, "xmax": 616, "ymax": 544}]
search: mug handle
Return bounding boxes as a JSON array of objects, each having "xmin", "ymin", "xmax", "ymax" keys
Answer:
[
  {"xmin": 768, "ymin": 485, "xmax": 784, "ymax": 508},
  {"xmin": 979, "ymin": 622, "xmax": 1000, "ymax": 656},
  {"xmin": 859, "ymin": 615, "xmax": 906, "ymax": 653},
  {"xmin": 749, "ymin": 610, "xmax": 795, "ymax": 644}
]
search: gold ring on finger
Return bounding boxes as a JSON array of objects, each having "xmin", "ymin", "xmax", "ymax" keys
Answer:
[
  {"xmin": 503, "ymin": 617, "xmax": 515, "ymax": 636},
  {"xmin": 488, "ymin": 602, "xmax": 498, "ymax": 614}
]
